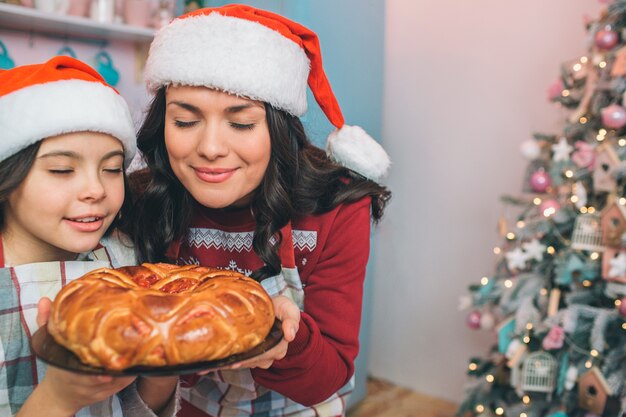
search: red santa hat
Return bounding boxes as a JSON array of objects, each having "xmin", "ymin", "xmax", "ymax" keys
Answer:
[
  {"xmin": 0, "ymin": 56, "xmax": 136, "ymax": 165},
  {"xmin": 144, "ymin": 4, "xmax": 390, "ymax": 181}
]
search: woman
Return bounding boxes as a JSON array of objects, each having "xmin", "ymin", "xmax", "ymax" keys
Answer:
[{"xmin": 129, "ymin": 5, "xmax": 391, "ymax": 416}]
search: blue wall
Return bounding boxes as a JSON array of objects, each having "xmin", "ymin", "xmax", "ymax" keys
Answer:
[{"xmin": 208, "ymin": 0, "xmax": 386, "ymax": 409}]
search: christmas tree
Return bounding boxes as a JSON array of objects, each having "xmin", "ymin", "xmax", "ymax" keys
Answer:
[{"xmin": 458, "ymin": 3, "xmax": 626, "ymax": 417}]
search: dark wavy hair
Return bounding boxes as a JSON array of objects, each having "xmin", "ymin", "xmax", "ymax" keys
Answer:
[
  {"xmin": 128, "ymin": 87, "xmax": 391, "ymax": 281},
  {"xmin": 0, "ymin": 140, "xmax": 132, "ymax": 235}
]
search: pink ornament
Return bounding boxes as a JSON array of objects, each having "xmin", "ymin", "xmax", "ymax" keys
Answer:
[
  {"xmin": 547, "ymin": 79, "xmax": 564, "ymax": 101},
  {"xmin": 466, "ymin": 310, "xmax": 481, "ymax": 330},
  {"xmin": 530, "ymin": 170, "xmax": 552, "ymax": 193},
  {"xmin": 601, "ymin": 104, "xmax": 626, "ymax": 129},
  {"xmin": 619, "ymin": 297, "xmax": 626, "ymax": 316},
  {"xmin": 542, "ymin": 325, "xmax": 565, "ymax": 350},
  {"xmin": 540, "ymin": 199, "xmax": 560, "ymax": 217},
  {"xmin": 595, "ymin": 29, "xmax": 619, "ymax": 50},
  {"xmin": 571, "ymin": 141, "xmax": 596, "ymax": 169}
]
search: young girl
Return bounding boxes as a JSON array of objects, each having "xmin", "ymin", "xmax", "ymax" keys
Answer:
[
  {"xmin": 129, "ymin": 5, "xmax": 391, "ymax": 416},
  {"xmin": 0, "ymin": 56, "xmax": 178, "ymax": 417}
]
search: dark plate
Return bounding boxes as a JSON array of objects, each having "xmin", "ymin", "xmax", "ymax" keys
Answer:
[{"xmin": 31, "ymin": 320, "xmax": 283, "ymax": 376}]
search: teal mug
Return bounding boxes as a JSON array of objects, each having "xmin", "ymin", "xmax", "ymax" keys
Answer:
[
  {"xmin": 94, "ymin": 51, "xmax": 119, "ymax": 87},
  {"xmin": 57, "ymin": 45, "xmax": 77, "ymax": 58},
  {"xmin": 0, "ymin": 41, "xmax": 15, "ymax": 70}
]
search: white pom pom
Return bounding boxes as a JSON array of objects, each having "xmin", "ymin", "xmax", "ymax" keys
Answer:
[{"xmin": 326, "ymin": 125, "xmax": 390, "ymax": 181}]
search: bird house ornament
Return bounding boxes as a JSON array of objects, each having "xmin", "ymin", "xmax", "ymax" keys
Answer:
[
  {"xmin": 594, "ymin": 143, "xmax": 622, "ymax": 192},
  {"xmin": 572, "ymin": 213, "xmax": 605, "ymax": 251},
  {"xmin": 577, "ymin": 367, "xmax": 613, "ymax": 416},
  {"xmin": 600, "ymin": 198, "xmax": 626, "ymax": 247},
  {"xmin": 521, "ymin": 351, "xmax": 558, "ymax": 400},
  {"xmin": 555, "ymin": 253, "xmax": 600, "ymax": 286},
  {"xmin": 601, "ymin": 247, "xmax": 626, "ymax": 283}
]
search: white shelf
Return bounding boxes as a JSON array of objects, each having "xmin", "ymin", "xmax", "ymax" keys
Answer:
[{"xmin": 0, "ymin": 3, "xmax": 154, "ymax": 43}]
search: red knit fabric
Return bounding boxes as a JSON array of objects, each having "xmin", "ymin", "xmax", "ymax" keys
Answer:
[{"xmin": 172, "ymin": 197, "xmax": 371, "ymax": 406}]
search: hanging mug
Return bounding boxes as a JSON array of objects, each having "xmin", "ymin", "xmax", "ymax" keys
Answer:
[
  {"xmin": 34, "ymin": 0, "xmax": 69, "ymax": 14},
  {"xmin": 67, "ymin": 0, "xmax": 92, "ymax": 17},
  {"xmin": 56, "ymin": 45, "xmax": 77, "ymax": 58},
  {"xmin": 94, "ymin": 51, "xmax": 119, "ymax": 86},
  {"xmin": 0, "ymin": 41, "xmax": 15, "ymax": 70}
]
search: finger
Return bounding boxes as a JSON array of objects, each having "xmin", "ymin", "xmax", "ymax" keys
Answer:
[
  {"xmin": 36, "ymin": 297, "xmax": 52, "ymax": 328},
  {"xmin": 256, "ymin": 361, "xmax": 273, "ymax": 369},
  {"xmin": 96, "ymin": 375, "xmax": 114, "ymax": 383},
  {"xmin": 273, "ymin": 296, "xmax": 300, "ymax": 341}
]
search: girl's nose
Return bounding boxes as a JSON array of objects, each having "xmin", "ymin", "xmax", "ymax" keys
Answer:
[{"xmin": 78, "ymin": 174, "xmax": 106, "ymax": 201}]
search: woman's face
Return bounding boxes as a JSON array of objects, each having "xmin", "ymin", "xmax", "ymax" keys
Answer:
[
  {"xmin": 164, "ymin": 86, "xmax": 271, "ymax": 209},
  {"xmin": 4, "ymin": 132, "xmax": 125, "ymax": 263}
]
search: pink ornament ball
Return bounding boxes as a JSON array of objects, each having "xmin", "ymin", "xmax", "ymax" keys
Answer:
[
  {"xmin": 466, "ymin": 310, "xmax": 482, "ymax": 330},
  {"xmin": 620, "ymin": 297, "xmax": 626, "ymax": 316},
  {"xmin": 595, "ymin": 29, "xmax": 619, "ymax": 50},
  {"xmin": 601, "ymin": 104, "xmax": 626, "ymax": 129},
  {"xmin": 540, "ymin": 199, "xmax": 561, "ymax": 217},
  {"xmin": 530, "ymin": 170, "xmax": 552, "ymax": 193}
]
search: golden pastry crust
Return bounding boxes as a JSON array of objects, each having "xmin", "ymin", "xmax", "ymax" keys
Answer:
[{"xmin": 48, "ymin": 263, "xmax": 274, "ymax": 370}]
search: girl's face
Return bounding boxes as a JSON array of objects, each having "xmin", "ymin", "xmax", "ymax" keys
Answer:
[
  {"xmin": 4, "ymin": 132, "xmax": 125, "ymax": 263},
  {"xmin": 164, "ymin": 86, "xmax": 271, "ymax": 209}
]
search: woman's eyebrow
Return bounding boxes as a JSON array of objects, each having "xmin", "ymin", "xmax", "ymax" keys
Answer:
[
  {"xmin": 224, "ymin": 103, "xmax": 260, "ymax": 114},
  {"xmin": 167, "ymin": 101, "xmax": 202, "ymax": 115}
]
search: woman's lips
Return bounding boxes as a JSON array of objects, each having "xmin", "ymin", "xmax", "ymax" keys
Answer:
[{"xmin": 193, "ymin": 167, "xmax": 237, "ymax": 183}]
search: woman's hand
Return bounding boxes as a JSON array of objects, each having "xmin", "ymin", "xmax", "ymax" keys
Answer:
[
  {"xmin": 16, "ymin": 298, "xmax": 136, "ymax": 417},
  {"xmin": 231, "ymin": 295, "xmax": 301, "ymax": 370}
]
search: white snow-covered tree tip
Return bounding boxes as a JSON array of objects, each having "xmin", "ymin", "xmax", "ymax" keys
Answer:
[{"xmin": 326, "ymin": 125, "xmax": 391, "ymax": 182}]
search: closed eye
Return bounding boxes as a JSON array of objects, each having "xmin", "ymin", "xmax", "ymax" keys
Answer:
[
  {"xmin": 174, "ymin": 120, "xmax": 198, "ymax": 128},
  {"xmin": 230, "ymin": 122, "xmax": 255, "ymax": 130},
  {"xmin": 49, "ymin": 169, "xmax": 73, "ymax": 175}
]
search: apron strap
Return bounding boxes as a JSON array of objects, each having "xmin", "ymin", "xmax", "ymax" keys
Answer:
[
  {"xmin": 0, "ymin": 233, "xmax": 4, "ymax": 268},
  {"xmin": 278, "ymin": 222, "xmax": 295, "ymax": 269}
]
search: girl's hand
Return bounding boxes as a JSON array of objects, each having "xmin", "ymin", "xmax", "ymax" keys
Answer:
[
  {"xmin": 16, "ymin": 298, "xmax": 136, "ymax": 417},
  {"xmin": 36, "ymin": 368, "xmax": 136, "ymax": 416},
  {"xmin": 230, "ymin": 295, "xmax": 301, "ymax": 370}
]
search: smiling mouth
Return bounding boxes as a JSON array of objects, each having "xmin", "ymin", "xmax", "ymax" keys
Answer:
[{"xmin": 66, "ymin": 216, "xmax": 103, "ymax": 223}]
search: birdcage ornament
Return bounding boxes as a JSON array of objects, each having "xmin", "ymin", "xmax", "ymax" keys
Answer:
[
  {"xmin": 521, "ymin": 351, "xmax": 557, "ymax": 400},
  {"xmin": 571, "ymin": 213, "xmax": 605, "ymax": 252}
]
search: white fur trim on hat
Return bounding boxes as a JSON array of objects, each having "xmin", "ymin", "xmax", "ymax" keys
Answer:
[
  {"xmin": 144, "ymin": 12, "xmax": 310, "ymax": 116},
  {"xmin": 327, "ymin": 125, "xmax": 391, "ymax": 181},
  {"xmin": 0, "ymin": 79, "xmax": 136, "ymax": 165}
]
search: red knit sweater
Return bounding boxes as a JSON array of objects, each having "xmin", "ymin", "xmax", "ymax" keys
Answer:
[{"xmin": 169, "ymin": 196, "xmax": 371, "ymax": 406}]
